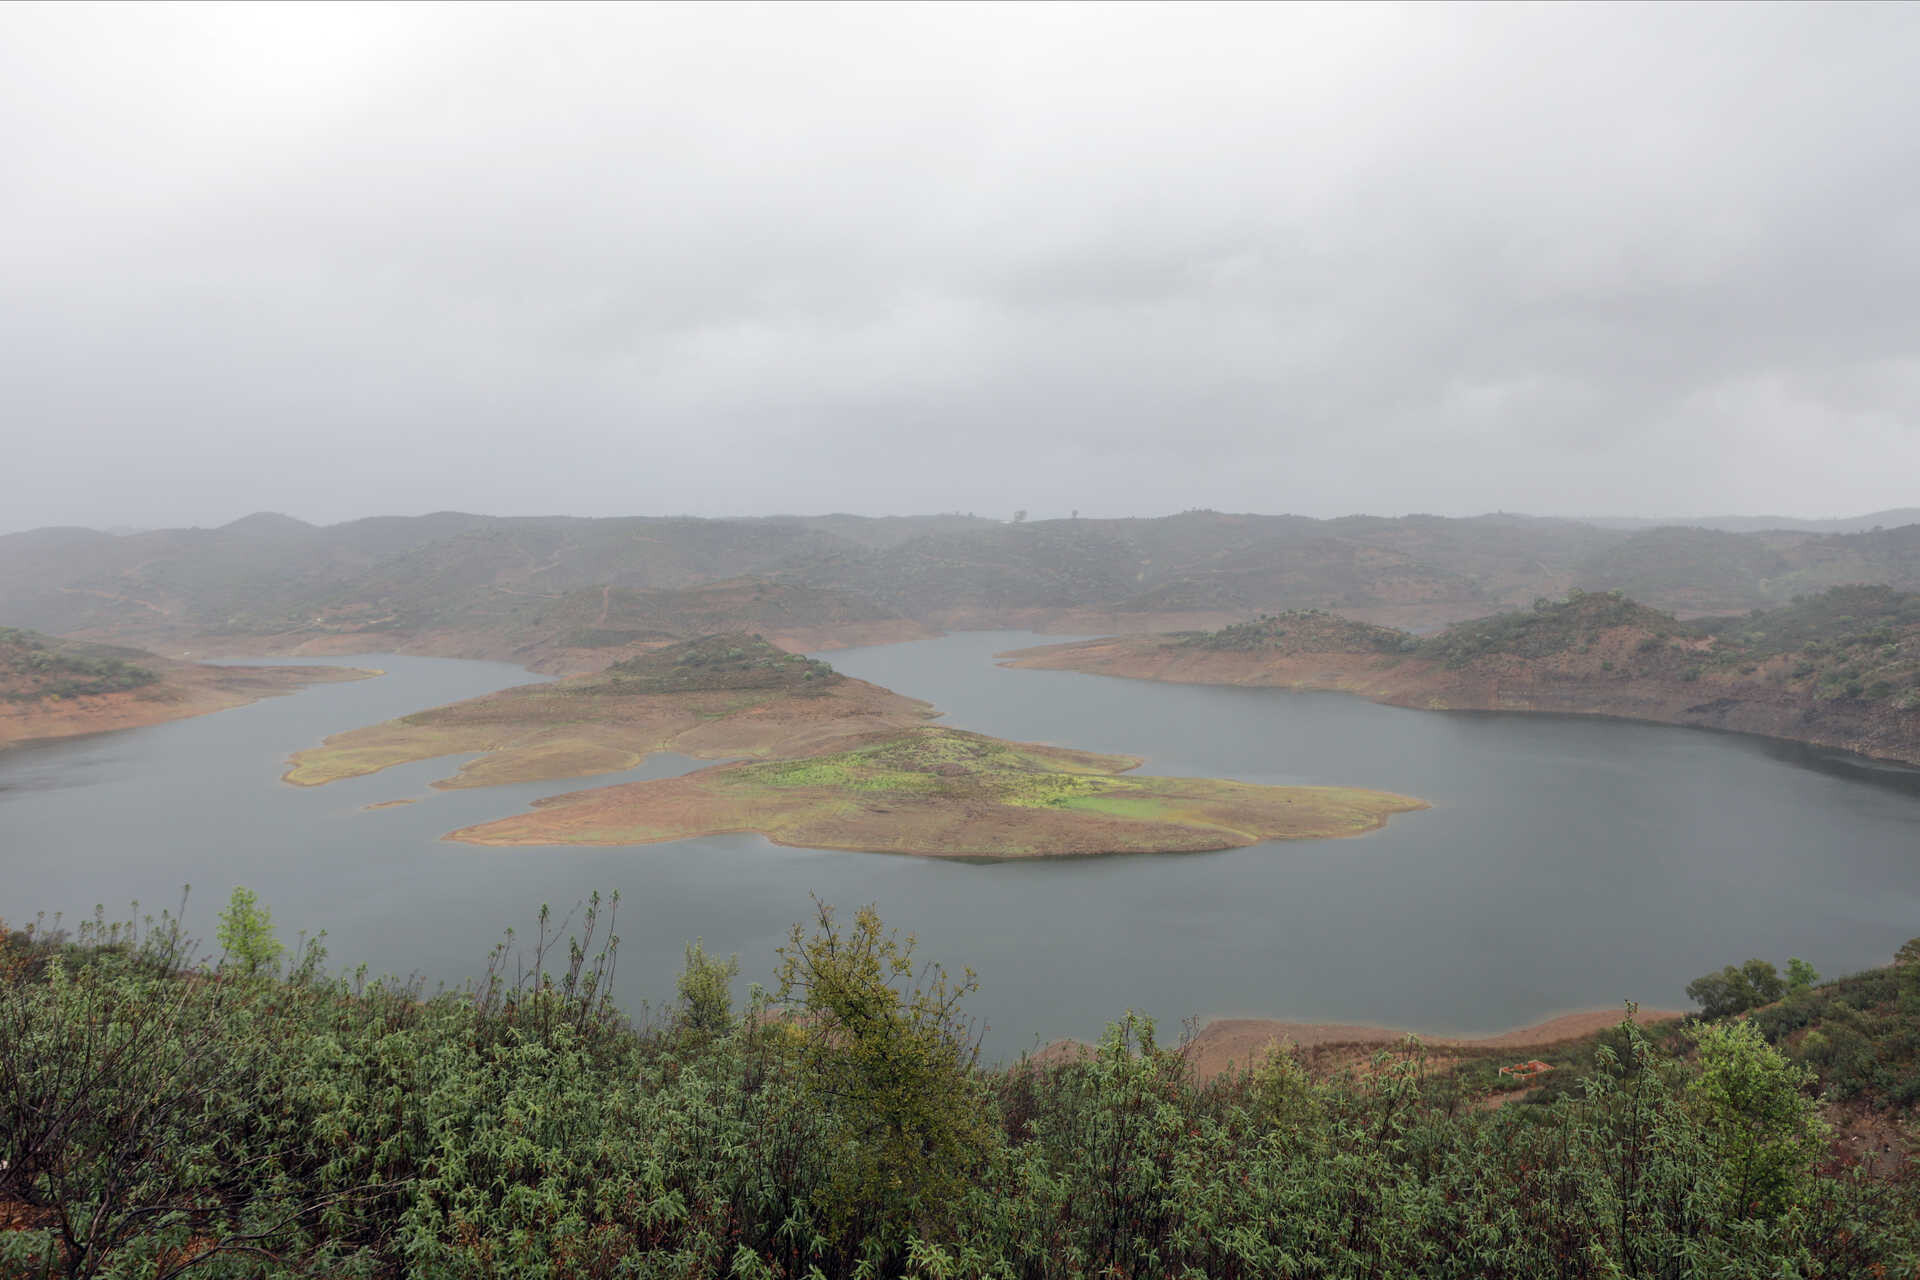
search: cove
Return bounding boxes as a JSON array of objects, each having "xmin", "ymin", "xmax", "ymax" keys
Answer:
[{"xmin": 2, "ymin": 633, "xmax": 1918, "ymax": 1060}]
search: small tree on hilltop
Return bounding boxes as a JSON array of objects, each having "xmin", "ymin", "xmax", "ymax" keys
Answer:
[
  {"xmin": 216, "ymin": 886, "xmax": 283, "ymax": 977},
  {"xmin": 1740, "ymin": 958, "xmax": 1785, "ymax": 1004},
  {"xmin": 1686, "ymin": 958, "xmax": 1789, "ymax": 1018},
  {"xmin": 1686, "ymin": 965, "xmax": 1759, "ymax": 1019}
]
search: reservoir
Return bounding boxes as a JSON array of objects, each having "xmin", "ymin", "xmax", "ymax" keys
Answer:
[{"xmin": 4, "ymin": 630, "xmax": 1918, "ymax": 1058}]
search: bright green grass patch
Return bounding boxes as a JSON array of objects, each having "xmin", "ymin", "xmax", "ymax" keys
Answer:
[
  {"xmin": 733, "ymin": 759, "xmax": 946, "ymax": 793},
  {"xmin": 1053, "ymin": 793, "xmax": 1175, "ymax": 821},
  {"xmin": 995, "ymin": 772, "xmax": 1132, "ymax": 808}
]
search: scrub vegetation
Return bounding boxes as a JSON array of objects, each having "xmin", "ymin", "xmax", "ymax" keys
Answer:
[
  {"xmin": 594, "ymin": 634, "xmax": 840, "ymax": 694},
  {"xmin": 1176, "ymin": 610, "xmax": 1419, "ymax": 655},
  {"xmin": 1416, "ymin": 590, "xmax": 1685, "ymax": 667},
  {"xmin": 0, "ymin": 628, "xmax": 158, "ymax": 701},
  {"xmin": 1009, "ymin": 586, "xmax": 1920, "ymax": 763},
  {"xmin": 1, "ymin": 898, "xmax": 1916, "ymax": 1279}
]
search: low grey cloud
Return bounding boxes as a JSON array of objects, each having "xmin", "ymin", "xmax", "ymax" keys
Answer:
[{"xmin": 3, "ymin": 1, "xmax": 1918, "ymax": 531}]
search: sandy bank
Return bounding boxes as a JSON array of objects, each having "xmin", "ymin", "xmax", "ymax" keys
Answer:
[{"xmin": 1034, "ymin": 1007, "xmax": 1686, "ymax": 1083}]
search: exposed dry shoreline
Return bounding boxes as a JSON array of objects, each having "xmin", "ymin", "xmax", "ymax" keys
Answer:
[
  {"xmin": 1038, "ymin": 1007, "xmax": 1687, "ymax": 1083},
  {"xmin": 1001, "ymin": 637, "xmax": 1920, "ymax": 767},
  {"xmin": 0, "ymin": 662, "xmax": 378, "ymax": 749}
]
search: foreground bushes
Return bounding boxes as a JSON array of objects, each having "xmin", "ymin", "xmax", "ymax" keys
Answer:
[{"xmin": 1, "ymin": 899, "xmax": 1916, "ymax": 1279}]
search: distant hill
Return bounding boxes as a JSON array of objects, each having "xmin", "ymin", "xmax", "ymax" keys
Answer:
[
  {"xmin": 1577, "ymin": 509, "xmax": 1920, "ymax": 534},
  {"xmin": 1570, "ymin": 523, "xmax": 1920, "ymax": 613},
  {"xmin": 3, "ymin": 509, "xmax": 1917, "ymax": 659}
]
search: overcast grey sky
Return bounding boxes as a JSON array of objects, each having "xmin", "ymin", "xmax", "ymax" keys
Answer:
[{"xmin": 3, "ymin": 2, "xmax": 1918, "ymax": 532}]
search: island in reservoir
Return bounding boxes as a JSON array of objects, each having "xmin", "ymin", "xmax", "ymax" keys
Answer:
[{"xmin": 285, "ymin": 633, "xmax": 1425, "ymax": 857}]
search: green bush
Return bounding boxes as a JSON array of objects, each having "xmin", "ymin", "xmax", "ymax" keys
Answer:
[{"xmin": 2, "ymin": 899, "xmax": 1918, "ymax": 1278}]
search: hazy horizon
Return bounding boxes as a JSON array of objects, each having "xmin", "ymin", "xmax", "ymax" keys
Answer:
[
  {"xmin": 5, "ymin": 3, "xmax": 1918, "ymax": 531},
  {"xmin": 17, "ymin": 502, "xmax": 1920, "ymax": 540}
]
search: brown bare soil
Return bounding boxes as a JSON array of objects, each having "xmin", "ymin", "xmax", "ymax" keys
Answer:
[
  {"xmin": 1034, "ymin": 1008, "xmax": 1686, "ymax": 1084},
  {"xmin": 1821, "ymin": 1099, "xmax": 1918, "ymax": 1181}
]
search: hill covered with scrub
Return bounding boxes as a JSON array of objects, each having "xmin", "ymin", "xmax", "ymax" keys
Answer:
[
  {"xmin": 1, "ymin": 895, "xmax": 1915, "ymax": 1278},
  {"xmin": 0, "ymin": 627, "xmax": 372, "ymax": 748},
  {"xmin": 9, "ymin": 508, "xmax": 1920, "ymax": 668},
  {"xmin": 1005, "ymin": 586, "xmax": 1920, "ymax": 765}
]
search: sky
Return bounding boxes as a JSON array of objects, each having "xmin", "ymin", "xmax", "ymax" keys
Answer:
[{"xmin": 3, "ymin": 2, "xmax": 1919, "ymax": 532}]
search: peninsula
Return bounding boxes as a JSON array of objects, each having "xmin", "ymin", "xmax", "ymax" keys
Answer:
[
  {"xmin": 1002, "ymin": 587, "xmax": 1920, "ymax": 766},
  {"xmin": 287, "ymin": 633, "xmax": 1425, "ymax": 857},
  {"xmin": 0, "ymin": 626, "xmax": 374, "ymax": 748}
]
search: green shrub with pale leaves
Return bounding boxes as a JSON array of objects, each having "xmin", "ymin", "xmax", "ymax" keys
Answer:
[{"xmin": 0, "ymin": 898, "xmax": 1916, "ymax": 1279}]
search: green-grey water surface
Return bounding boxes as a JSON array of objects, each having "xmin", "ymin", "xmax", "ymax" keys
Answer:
[{"xmin": 3, "ymin": 630, "xmax": 1918, "ymax": 1058}]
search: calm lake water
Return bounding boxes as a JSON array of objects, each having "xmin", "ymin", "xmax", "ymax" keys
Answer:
[{"xmin": 4, "ymin": 630, "xmax": 1919, "ymax": 1059}]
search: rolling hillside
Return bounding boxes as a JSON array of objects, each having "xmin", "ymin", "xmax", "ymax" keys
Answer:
[{"xmin": 3, "ymin": 509, "xmax": 1918, "ymax": 665}]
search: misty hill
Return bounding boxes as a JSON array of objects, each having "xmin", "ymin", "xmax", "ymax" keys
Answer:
[
  {"xmin": 1578, "ymin": 508, "xmax": 1920, "ymax": 534},
  {"xmin": 1352, "ymin": 586, "xmax": 1920, "ymax": 707},
  {"xmin": 1566, "ymin": 523, "xmax": 1920, "ymax": 613},
  {"xmin": 534, "ymin": 579, "xmax": 930, "ymax": 652},
  {"xmin": 3, "ymin": 509, "xmax": 1919, "ymax": 657},
  {"xmin": 1416, "ymin": 590, "xmax": 1688, "ymax": 667}
]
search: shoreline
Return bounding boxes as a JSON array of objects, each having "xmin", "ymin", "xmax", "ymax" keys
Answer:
[
  {"xmin": 0, "ymin": 663, "xmax": 380, "ymax": 750},
  {"xmin": 1035, "ymin": 1006, "xmax": 1687, "ymax": 1081},
  {"xmin": 441, "ymin": 789, "xmax": 1428, "ymax": 856},
  {"xmin": 998, "ymin": 639, "xmax": 1920, "ymax": 770}
]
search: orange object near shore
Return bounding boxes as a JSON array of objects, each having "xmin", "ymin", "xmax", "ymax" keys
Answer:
[{"xmin": 1499, "ymin": 1059, "xmax": 1554, "ymax": 1078}]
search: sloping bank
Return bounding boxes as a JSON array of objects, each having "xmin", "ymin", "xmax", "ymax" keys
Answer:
[{"xmin": 1001, "ymin": 590, "xmax": 1920, "ymax": 767}]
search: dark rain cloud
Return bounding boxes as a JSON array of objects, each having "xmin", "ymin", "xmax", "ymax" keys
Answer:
[{"xmin": 2, "ymin": 2, "xmax": 1918, "ymax": 531}]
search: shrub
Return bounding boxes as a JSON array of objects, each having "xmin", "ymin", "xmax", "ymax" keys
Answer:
[{"xmin": 215, "ymin": 886, "xmax": 283, "ymax": 977}]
